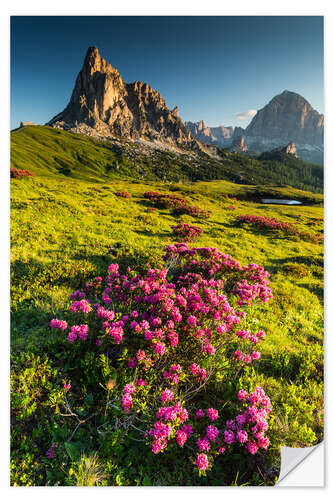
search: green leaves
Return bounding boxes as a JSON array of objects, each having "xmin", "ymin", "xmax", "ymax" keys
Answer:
[{"xmin": 64, "ymin": 441, "xmax": 82, "ymax": 461}]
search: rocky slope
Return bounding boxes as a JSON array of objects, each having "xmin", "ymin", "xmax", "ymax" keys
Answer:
[
  {"xmin": 47, "ymin": 47, "xmax": 198, "ymax": 151},
  {"xmin": 186, "ymin": 91, "xmax": 324, "ymax": 164}
]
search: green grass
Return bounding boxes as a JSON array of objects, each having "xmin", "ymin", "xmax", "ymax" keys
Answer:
[{"xmin": 11, "ymin": 168, "xmax": 323, "ymax": 485}]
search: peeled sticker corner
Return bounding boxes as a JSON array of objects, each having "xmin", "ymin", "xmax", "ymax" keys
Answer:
[{"xmin": 276, "ymin": 441, "xmax": 324, "ymax": 487}]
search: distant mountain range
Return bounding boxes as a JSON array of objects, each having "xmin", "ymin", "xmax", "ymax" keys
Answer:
[
  {"xmin": 186, "ymin": 91, "xmax": 324, "ymax": 165},
  {"xmin": 47, "ymin": 47, "xmax": 323, "ymax": 165}
]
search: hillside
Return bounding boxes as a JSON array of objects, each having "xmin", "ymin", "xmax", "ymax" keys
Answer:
[{"xmin": 11, "ymin": 126, "xmax": 323, "ymax": 193}]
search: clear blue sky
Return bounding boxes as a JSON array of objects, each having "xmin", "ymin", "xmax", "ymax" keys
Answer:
[{"xmin": 10, "ymin": 16, "xmax": 323, "ymax": 130}]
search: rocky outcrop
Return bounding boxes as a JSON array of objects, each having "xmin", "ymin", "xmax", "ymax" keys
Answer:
[
  {"xmin": 20, "ymin": 121, "xmax": 36, "ymax": 127},
  {"xmin": 272, "ymin": 141, "xmax": 298, "ymax": 157},
  {"xmin": 231, "ymin": 135, "xmax": 248, "ymax": 152},
  {"xmin": 48, "ymin": 47, "xmax": 196, "ymax": 149}
]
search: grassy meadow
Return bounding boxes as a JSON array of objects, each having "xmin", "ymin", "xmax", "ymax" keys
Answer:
[{"xmin": 10, "ymin": 163, "xmax": 324, "ymax": 485}]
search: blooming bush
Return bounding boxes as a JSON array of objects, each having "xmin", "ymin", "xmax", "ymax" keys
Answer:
[
  {"xmin": 10, "ymin": 167, "xmax": 34, "ymax": 178},
  {"xmin": 115, "ymin": 191, "xmax": 131, "ymax": 198},
  {"xmin": 144, "ymin": 191, "xmax": 210, "ymax": 219},
  {"xmin": 171, "ymin": 222, "xmax": 203, "ymax": 243},
  {"xmin": 51, "ymin": 243, "xmax": 273, "ymax": 474},
  {"xmin": 237, "ymin": 214, "xmax": 323, "ymax": 244}
]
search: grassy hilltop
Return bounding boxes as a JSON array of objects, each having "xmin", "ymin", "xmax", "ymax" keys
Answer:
[{"xmin": 10, "ymin": 126, "xmax": 324, "ymax": 486}]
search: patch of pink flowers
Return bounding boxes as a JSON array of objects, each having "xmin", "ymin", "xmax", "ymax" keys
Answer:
[
  {"xmin": 51, "ymin": 243, "xmax": 273, "ymax": 474},
  {"xmin": 195, "ymin": 453, "xmax": 210, "ymax": 471},
  {"xmin": 171, "ymin": 222, "xmax": 203, "ymax": 243}
]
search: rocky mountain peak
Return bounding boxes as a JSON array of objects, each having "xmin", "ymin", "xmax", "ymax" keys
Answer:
[
  {"xmin": 245, "ymin": 90, "xmax": 323, "ymax": 147},
  {"xmin": 47, "ymin": 47, "xmax": 196, "ymax": 148}
]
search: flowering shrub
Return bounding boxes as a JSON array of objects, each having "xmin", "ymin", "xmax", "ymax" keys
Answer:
[
  {"xmin": 171, "ymin": 222, "xmax": 203, "ymax": 243},
  {"xmin": 144, "ymin": 191, "xmax": 210, "ymax": 219},
  {"xmin": 237, "ymin": 214, "xmax": 323, "ymax": 244},
  {"xmin": 115, "ymin": 191, "xmax": 131, "ymax": 198},
  {"xmin": 51, "ymin": 243, "xmax": 273, "ymax": 474},
  {"xmin": 10, "ymin": 167, "xmax": 34, "ymax": 178}
]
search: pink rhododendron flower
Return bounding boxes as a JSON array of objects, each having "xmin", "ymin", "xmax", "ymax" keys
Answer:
[
  {"xmin": 197, "ymin": 437, "xmax": 211, "ymax": 451},
  {"xmin": 181, "ymin": 424, "xmax": 193, "ymax": 437},
  {"xmin": 63, "ymin": 382, "xmax": 71, "ymax": 391},
  {"xmin": 223, "ymin": 430, "xmax": 235, "ymax": 444},
  {"xmin": 246, "ymin": 440, "xmax": 259, "ymax": 454},
  {"xmin": 195, "ymin": 453, "xmax": 209, "ymax": 471},
  {"xmin": 206, "ymin": 425, "xmax": 219, "ymax": 442},
  {"xmin": 161, "ymin": 389, "xmax": 174, "ymax": 403},
  {"xmin": 238, "ymin": 389, "xmax": 247, "ymax": 401},
  {"xmin": 50, "ymin": 319, "xmax": 67, "ymax": 331},
  {"xmin": 176, "ymin": 430, "xmax": 187, "ymax": 447},
  {"xmin": 155, "ymin": 341, "xmax": 166, "ymax": 355},
  {"xmin": 236, "ymin": 430, "xmax": 248, "ymax": 443},
  {"xmin": 207, "ymin": 408, "xmax": 219, "ymax": 421}
]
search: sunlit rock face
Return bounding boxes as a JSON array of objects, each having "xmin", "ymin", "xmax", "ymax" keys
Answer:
[{"xmin": 48, "ymin": 46, "xmax": 196, "ymax": 148}]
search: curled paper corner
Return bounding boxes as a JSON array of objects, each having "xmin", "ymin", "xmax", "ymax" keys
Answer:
[{"xmin": 276, "ymin": 441, "xmax": 324, "ymax": 487}]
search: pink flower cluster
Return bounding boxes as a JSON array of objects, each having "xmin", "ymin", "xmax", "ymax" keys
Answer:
[
  {"xmin": 149, "ymin": 402, "xmax": 189, "ymax": 453},
  {"xmin": 50, "ymin": 318, "xmax": 68, "ymax": 331},
  {"xmin": 115, "ymin": 191, "xmax": 131, "ymax": 198},
  {"xmin": 191, "ymin": 387, "xmax": 271, "ymax": 471},
  {"xmin": 237, "ymin": 214, "xmax": 297, "ymax": 233},
  {"xmin": 237, "ymin": 214, "xmax": 323, "ymax": 244},
  {"xmin": 163, "ymin": 244, "xmax": 272, "ymax": 306},
  {"xmin": 51, "ymin": 243, "xmax": 273, "ymax": 474},
  {"xmin": 66, "ymin": 324, "xmax": 89, "ymax": 343},
  {"xmin": 171, "ymin": 222, "xmax": 203, "ymax": 243},
  {"xmin": 10, "ymin": 167, "xmax": 34, "ymax": 178},
  {"xmin": 122, "ymin": 383, "xmax": 136, "ymax": 413}
]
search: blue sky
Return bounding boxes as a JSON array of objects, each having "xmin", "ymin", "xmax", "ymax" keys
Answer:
[{"xmin": 10, "ymin": 16, "xmax": 324, "ymax": 130}]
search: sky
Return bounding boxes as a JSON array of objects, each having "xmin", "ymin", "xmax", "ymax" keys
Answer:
[{"xmin": 10, "ymin": 16, "xmax": 324, "ymax": 130}]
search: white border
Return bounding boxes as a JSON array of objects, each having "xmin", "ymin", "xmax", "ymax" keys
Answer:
[{"xmin": 1, "ymin": 1, "xmax": 332, "ymax": 497}]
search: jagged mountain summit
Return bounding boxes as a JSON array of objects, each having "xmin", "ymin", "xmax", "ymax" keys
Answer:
[
  {"xmin": 186, "ymin": 90, "xmax": 324, "ymax": 165},
  {"xmin": 185, "ymin": 120, "xmax": 234, "ymax": 147},
  {"xmin": 47, "ymin": 47, "xmax": 197, "ymax": 149}
]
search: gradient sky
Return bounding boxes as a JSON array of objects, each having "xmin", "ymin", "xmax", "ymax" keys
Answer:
[{"xmin": 10, "ymin": 16, "xmax": 324, "ymax": 130}]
